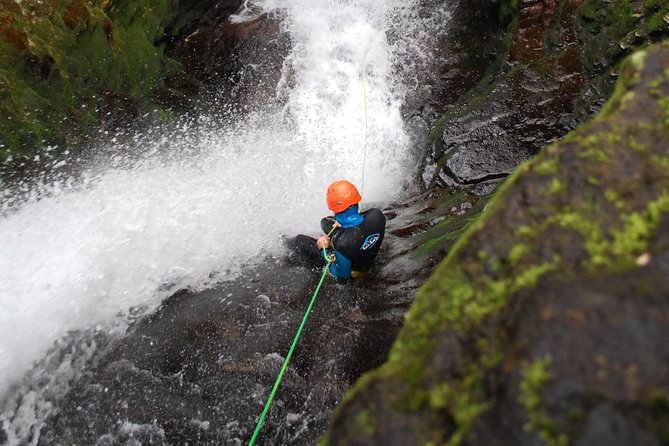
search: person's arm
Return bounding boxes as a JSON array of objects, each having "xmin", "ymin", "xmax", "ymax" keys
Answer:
[{"xmin": 320, "ymin": 216, "xmax": 337, "ymax": 234}]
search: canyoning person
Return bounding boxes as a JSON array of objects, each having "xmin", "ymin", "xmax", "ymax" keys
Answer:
[{"xmin": 286, "ymin": 180, "xmax": 386, "ymax": 283}]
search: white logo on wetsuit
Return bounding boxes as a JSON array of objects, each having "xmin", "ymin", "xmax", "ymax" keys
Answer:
[{"xmin": 361, "ymin": 233, "xmax": 380, "ymax": 250}]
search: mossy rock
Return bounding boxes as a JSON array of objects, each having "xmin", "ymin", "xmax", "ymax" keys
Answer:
[
  {"xmin": 0, "ymin": 0, "xmax": 227, "ymax": 178},
  {"xmin": 577, "ymin": 0, "xmax": 669, "ymax": 73},
  {"xmin": 322, "ymin": 42, "xmax": 669, "ymax": 446}
]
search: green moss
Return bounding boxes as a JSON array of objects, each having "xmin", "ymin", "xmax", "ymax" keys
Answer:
[
  {"xmin": 413, "ymin": 212, "xmax": 483, "ymax": 259},
  {"xmin": 515, "ymin": 259, "xmax": 561, "ymax": 288},
  {"xmin": 578, "ymin": 0, "xmax": 669, "ymax": 76},
  {"xmin": 577, "ymin": 133, "xmax": 620, "ymax": 162},
  {"xmin": 411, "ymin": 191, "xmax": 490, "ymax": 259},
  {"xmin": 578, "ymin": 0, "xmax": 636, "ymax": 69},
  {"xmin": 629, "ymin": 133, "xmax": 651, "ymax": 152},
  {"xmin": 415, "ymin": 225, "xmax": 467, "ymax": 257},
  {"xmin": 0, "ymin": 0, "xmax": 183, "ymax": 168},
  {"xmin": 499, "ymin": 0, "xmax": 518, "ymax": 27},
  {"xmin": 354, "ymin": 410, "xmax": 376, "ymax": 436},
  {"xmin": 518, "ymin": 357, "xmax": 551, "ymax": 417},
  {"xmin": 573, "ymin": 0, "xmax": 669, "ymax": 126},
  {"xmin": 644, "ymin": 4, "xmax": 669, "ymax": 34},
  {"xmin": 382, "ymin": 227, "xmax": 561, "ymax": 442},
  {"xmin": 645, "ymin": 390, "xmax": 669, "ymax": 415},
  {"xmin": 508, "ymin": 244, "xmax": 529, "ymax": 265},
  {"xmin": 567, "ymin": 407, "xmax": 585, "ymax": 424},
  {"xmin": 323, "ymin": 39, "xmax": 669, "ymax": 446},
  {"xmin": 548, "ymin": 178, "xmax": 565, "ymax": 195},
  {"xmin": 650, "ymin": 154, "xmax": 669, "ymax": 171},
  {"xmin": 660, "ymin": 97, "xmax": 669, "ymax": 127},
  {"xmin": 519, "ymin": 357, "xmax": 569, "ymax": 446},
  {"xmin": 587, "ymin": 194, "xmax": 669, "ymax": 269},
  {"xmin": 426, "ymin": 355, "xmax": 498, "ymax": 446},
  {"xmin": 535, "ymin": 156, "xmax": 560, "ymax": 175},
  {"xmin": 603, "ymin": 189, "xmax": 627, "ymax": 211}
]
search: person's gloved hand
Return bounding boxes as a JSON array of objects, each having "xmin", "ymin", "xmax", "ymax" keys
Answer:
[{"xmin": 316, "ymin": 235, "xmax": 330, "ymax": 250}]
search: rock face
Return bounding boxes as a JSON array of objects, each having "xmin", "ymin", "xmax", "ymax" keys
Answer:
[
  {"xmin": 167, "ymin": 9, "xmax": 290, "ymax": 111},
  {"xmin": 323, "ymin": 42, "xmax": 669, "ymax": 446},
  {"xmin": 399, "ymin": 0, "xmax": 506, "ymax": 123},
  {"xmin": 424, "ymin": 0, "xmax": 669, "ymax": 190}
]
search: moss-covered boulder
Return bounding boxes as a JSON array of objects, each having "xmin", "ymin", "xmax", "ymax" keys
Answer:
[
  {"xmin": 425, "ymin": 0, "xmax": 669, "ymax": 190},
  {"xmin": 322, "ymin": 42, "xmax": 669, "ymax": 446}
]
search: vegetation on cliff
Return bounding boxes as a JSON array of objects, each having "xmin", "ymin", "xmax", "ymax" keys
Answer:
[
  {"xmin": 323, "ymin": 41, "xmax": 669, "ymax": 446},
  {"xmin": 0, "ymin": 0, "xmax": 194, "ymax": 178},
  {"xmin": 425, "ymin": 0, "xmax": 669, "ymax": 189}
]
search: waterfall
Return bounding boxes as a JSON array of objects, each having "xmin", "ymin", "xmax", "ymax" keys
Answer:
[{"xmin": 0, "ymin": 0, "xmax": 451, "ymax": 442}]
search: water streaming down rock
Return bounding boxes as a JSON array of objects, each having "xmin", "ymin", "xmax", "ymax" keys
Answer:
[{"xmin": 0, "ymin": 0, "xmax": 455, "ymax": 443}]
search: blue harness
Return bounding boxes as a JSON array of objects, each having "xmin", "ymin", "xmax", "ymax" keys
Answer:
[{"xmin": 323, "ymin": 206, "xmax": 363, "ymax": 280}]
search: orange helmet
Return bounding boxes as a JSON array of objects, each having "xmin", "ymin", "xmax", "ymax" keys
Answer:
[{"xmin": 326, "ymin": 180, "xmax": 361, "ymax": 213}]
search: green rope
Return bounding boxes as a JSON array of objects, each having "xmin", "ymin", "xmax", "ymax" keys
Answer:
[
  {"xmin": 360, "ymin": 67, "xmax": 369, "ymax": 203},
  {"xmin": 248, "ymin": 256, "xmax": 332, "ymax": 446}
]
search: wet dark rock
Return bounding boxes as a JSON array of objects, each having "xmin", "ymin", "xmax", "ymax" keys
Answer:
[
  {"xmin": 39, "ymin": 261, "xmax": 339, "ymax": 445},
  {"xmin": 167, "ymin": 9, "xmax": 289, "ymax": 111},
  {"xmin": 424, "ymin": 0, "xmax": 585, "ymax": 188},
  {"xmin": 574, "ymin": 404, "xmax": 662, "ymax": 446},
  {"xmin": 430, "ymin": 0, "xmax": 503, "ymax": 106},
  {"xmin": 164, "ymin": 0, "xmax": 243, "ymax": 41},
  {"xmin": 5, "ymin": 1, "xmax": 668, "ymax": 445},
  {"xmin": 323, "ymin": 42, "xmax": 669, "ymax": 445},
  {"xmin": 422, "ymin": 0, "xmax": 669, "ymax": 190},
  {"xmin": 404, "ymin": 0, "xmax": 508, "ymax": 173},
  {"xmin": 399, "ymin": 0, "xmax": 506, "ymax": 123},
  {"xmin": 0, "ymin": 0, "xmax": 203, "ymax": 175}
]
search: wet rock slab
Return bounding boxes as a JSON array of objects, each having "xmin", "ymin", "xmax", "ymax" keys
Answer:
[
  {"xmin": 166, "ymin": 5, "xmax": 290, "ymax": 111},
  {"xmin": 33, "ymin": 188, "xmax": 484, "ymax": 445},
  {"xmin": 36, "ymin": 261, "xmax": 393, "ymax": 444},
  {"xmin": 24, "ymin": 182, "xmax": 485, "ymax": 445}
]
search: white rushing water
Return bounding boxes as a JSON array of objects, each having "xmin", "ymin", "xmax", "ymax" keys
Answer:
[{"xmin": 0, "ymin": 0, "xmax": 451, "ymax": 439}]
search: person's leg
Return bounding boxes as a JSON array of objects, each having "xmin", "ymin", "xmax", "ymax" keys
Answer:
[{"xmin": 284, "ymin": 235, "xmax": 325, "ymax": 269}]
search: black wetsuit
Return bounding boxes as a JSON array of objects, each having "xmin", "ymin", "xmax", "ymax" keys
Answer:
[{"xmin": 286, "ymin": 206, "xmax": 386, "ymax": 281}]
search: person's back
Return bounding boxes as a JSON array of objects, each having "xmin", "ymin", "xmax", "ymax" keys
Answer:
[
  {"xmin": 285, "ymin": 180, "xmax": 386, "ymax": 283},
  {"xmin": 321, "ymin": 207, "xmax": 385, "ymax": 274}
]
